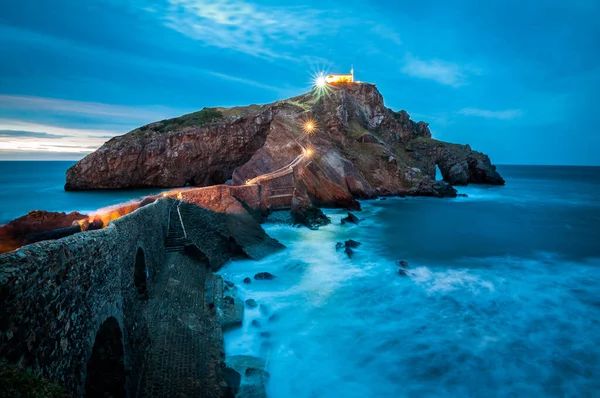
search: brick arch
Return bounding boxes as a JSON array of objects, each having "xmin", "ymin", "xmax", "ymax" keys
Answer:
[{"xmin": 85, "ymin": 317, "xmax": 126, "ymax": 398}]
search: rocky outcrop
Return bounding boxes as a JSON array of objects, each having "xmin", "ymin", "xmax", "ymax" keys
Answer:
[
  {"xmin": 65, "ymin": 107, "xmax": 274, "ymax": 190},
  {"xmin": 66, "ymin": 83, "xmax": 504, "ymax": 205},
  {"xmin": 407, "ymin": 138, "xmax": 505, "ymax": 186},
  {"xmin": 0, "ymin": 210, "xmax": 87, "ymax": 254}
]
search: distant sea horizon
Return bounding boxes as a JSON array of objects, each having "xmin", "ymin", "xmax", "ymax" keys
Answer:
[{"xmin": 1, "ymin": 161, "xmax": 599, "ymax": 225}]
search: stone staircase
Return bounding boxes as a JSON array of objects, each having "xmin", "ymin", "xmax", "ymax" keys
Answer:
[
  {"xmin": 266, "ymin": 186, "xmax": 295, "ymax": 210},
  {"xmin": 165, "ymin": 203, "xmax": 190, "ymax": 252}
]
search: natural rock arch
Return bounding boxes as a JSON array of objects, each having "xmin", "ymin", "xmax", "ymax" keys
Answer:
[
  {"xmin": 134, "ymin": 247, "xmax": 148, "ymax": 300},
  {"xmin": 85, "ymin": 317, "xmax": 126, "ymax": 398}
]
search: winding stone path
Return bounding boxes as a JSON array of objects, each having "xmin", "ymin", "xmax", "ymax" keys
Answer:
[{"xmin": 139, "ymin": 251, "xmax": 224, "ymax": 397}]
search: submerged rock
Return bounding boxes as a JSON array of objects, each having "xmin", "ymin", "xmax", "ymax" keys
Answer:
[
  {"xmin": 291, "ymin": 193, "xmax": 331, "ymax": 230},
  {"xmin": 245, "ymin": 299, "xmax": 258, "ymax": 308},
  {"xmin": 398, "ymin": 269, "xmax": 409, "ymax": 277},
  {"xmin": 258, "ymin": 304, "xmax": 269, "ymax": 315},
  {"xmin": 341, "ymin": 211, "xmax": 360, "ymax": 225},
  {"xmin": 219, "ymin": 295, "xmax": 244, "ymax": 331},
  {"xmin": 254, "ymin": 272, "xmax": 276, "ymax": 280},
  {"xmin": 243, "ymin": 277, "xmax": 252, "ymax": 284},
  {"xmin": 251, "ymin": 320, "xmax": 261, "ymax": 328},
  {"xmin": 345, "ymin": 239, "xmax": 361, "ymax": 248},
  {"xmin": 398, "ymin": 260, "xmax": 409, "ymax": 268},
  {"xmin": 345, "ymin": 246, "xmax": 355, "ymax": 258}
]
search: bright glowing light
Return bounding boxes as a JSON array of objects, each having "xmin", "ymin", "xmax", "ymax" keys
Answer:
[
  {"xmin": 304, "ymin": 120, "xmax": 316, "ymax": 134},
  {"xmin": 177, "ymin": 191, "xmax": 183, "ymax": 200},
  {"xmin": 302, "ymin": 119, "xmax": 317, "ymax": 134},
  {"xmin": 315, "ymin": 74, "xmax": 326, "ymax": 88},
  {"xmin": 245, "ymin": 179, "xmax": 252, "ymax": 185},
  {"xmin": 310, "ymin": 71, "xmax": 332, "ymax": 99},
  {"xmin": 306, "ymin": 148, "xmax": 313, "ymax": 157}
]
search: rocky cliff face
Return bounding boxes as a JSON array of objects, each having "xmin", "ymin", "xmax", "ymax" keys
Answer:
[{"xmin": 66, "ymin": 83, "xmax": 504, "ymax": 207}]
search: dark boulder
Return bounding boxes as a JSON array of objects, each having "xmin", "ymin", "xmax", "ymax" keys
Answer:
[
  {"xmin": 398, "ymin": 260, "xmax": 409, "ymax": 268},
  {"xmin": 398, "ymin": 269, "xmax": 409, "ymax": 277},
  {"xmin": 344, "ymin": 246, "xmax": 355, "ymax": 258},
  {"xmin": 254, "ymin": 272, "xmax": 276, "ymax": 280},
  {"xmin": 341, "ymin": 211, "xmax": 360, "ymax": 225},
  {"xmin": 245, "ymin": 299, "xmax": 258, "ymax": 308},
  {"xmin": 345, "ymin": 239, "xmax": 361, "ymax": 248},
  {"xmin": 243, "ymin": 277, "xmax": 252, "ymax": 284},
  {"xmin": 268, "ymin": 314, "xmax": 280, "ymax": 323}
]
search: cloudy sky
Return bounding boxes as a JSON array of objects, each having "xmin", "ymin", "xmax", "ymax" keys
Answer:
[{"xmin": 1, "ymin": 0, "xmax": 598, "ymax": 164}]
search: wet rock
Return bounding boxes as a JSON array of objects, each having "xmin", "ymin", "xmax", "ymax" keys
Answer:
[
  {"xmin": 243, "ymin": 277, "xmax": 252, "ymax": 284},
  {"xmin": 290, "ymin": 193, "xmax": 331, "ymax": 230},
  {"xmin": 225, "ymin": 280, "xmax": 235, "ymax": 288},
  {"xmin": 457, "ymin": 193, "xmax": 468, "ymax": 197},
  {"xmin": 341, "ymin": 211, "xmax": 360, "ymax": 225},
  {"xmin": 335, "ymin": 242, "xmax": 345, "ymax": 250},
  {"xmin": 251, "ymin": 320, "xmax": 261, "ymax": 328},
  {"xmin": 258, "ymin": 304, "xmax": 269, "ymax": 315},
  {"xmin": 268, "ymin": 314, "xmax": 280, "ymax": 323},
  {"xmin": 345, "ymin": 239, "xmax": 361, "ymax": 248},
  {"xmin": 219, "ymin": 295, "xmax": 244, "ymax": 331},
  {"xmin": 223, "ymin": 367, "xmax": 241, "ymax": 396},
  {"xmin": 254, "ymin": 272, "xmax": 276, "ymax": 281},
  {"xmin": 226, "ymin": 356, "xmax": 269, "ymax": 398},
  {"xmin": 245, "ymin": 299, "xmax": 258, "ymax": 308},
  {"xmin": 259, "ymin": 331, "xmax": 271, "ymax": 338},
  {"xmin": 398, "ymin": 269, "xmax": 409, "ymax": 276},
  {"xmin": 344, "ymin": 246, "xmax": 355, "ymax": 258},
  {"xmin": 398, "ymin": 260, "xmax": 409, "ymax": 268}
]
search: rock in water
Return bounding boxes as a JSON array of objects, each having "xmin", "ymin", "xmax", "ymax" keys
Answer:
[
  {"xmin": 345, "ymin": 246, "xmax": 355, "ymax": 258},
  {"xmin": 398, "ymin": 260, "xmax": 409, "ymax": 268},
  {"xmin": 245, "ymin": 299, "xmax": 258, "ymax": 308},
  {"xmin": 345, "ymin": 239, "xmax": 361, "ymax": 248},
  {"xmin": 335, "ymin": 242, "xmax": 345, "ymax": 250},
  {"xmin": 254, "ymin": 272, "xmax": 276, "ymax": 280},
  {"xmin": 291, "ymin": 193, "xmax": 331, "ymax": 230},
  {"xmin": 243, "ymin": 277, "xmax": 252, "ymax": 284},
  {"xmin": 399, "ymin": 269, "xmax": 409, "ymax": 277},
  {"xmin": 341, "ymin": 211, "xmax": 360, "ymax": 225}
]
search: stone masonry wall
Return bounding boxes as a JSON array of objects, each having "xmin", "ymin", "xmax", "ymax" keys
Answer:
[{"xmin": 0, "ymin": 198, "xmax": 170, "ymax": 397}]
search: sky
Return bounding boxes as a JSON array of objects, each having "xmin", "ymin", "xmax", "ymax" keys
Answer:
[{"xmin": 0, "ymin": 0, "xmax": 599, "ymax": 165}]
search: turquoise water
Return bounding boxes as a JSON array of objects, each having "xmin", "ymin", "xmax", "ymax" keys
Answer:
[
  {"xmin": 219, "ymin": 166, "xmax": 600, "ymax": 397},
  {"xmin": 0, "ymin": 161, "xmax": 165, "ymax": 224}
]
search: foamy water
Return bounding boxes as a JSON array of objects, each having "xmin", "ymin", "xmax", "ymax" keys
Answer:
[{"xmin": 219, "ymin": 167, "xmax": 600, "ymax": 397}]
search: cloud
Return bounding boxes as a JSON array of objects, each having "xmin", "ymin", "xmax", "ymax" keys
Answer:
[
  {"xmin": 402, "ymin": 56, "xmax": 466, "ymax": 87},
  {"xmin": 0, "ymin": 95, "xmax": 176, "ymax": 121},
  {"xmin": 0, "ymin": 130, "xmax": 68, "ymax": 139},
  {"xmin": 159, "ymin": 0, "xmax": 335, "ymax": 59},
  {"xmin": 458, "ymin": 108, "xmax": 524, "ymax": 120}
]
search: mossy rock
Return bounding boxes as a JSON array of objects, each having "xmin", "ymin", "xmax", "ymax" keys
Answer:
[{"xmin": 0, "ymin": 362, "xmax": 68, "ymax": 397}]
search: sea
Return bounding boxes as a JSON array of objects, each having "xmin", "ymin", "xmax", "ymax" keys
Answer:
[
  {"xmin": 1, "ymin": 162, "xmax": 599, "ymax": 396},
  {"xmin": 0, "ymin": 161, "xmax": 165, "ymax": 224}
]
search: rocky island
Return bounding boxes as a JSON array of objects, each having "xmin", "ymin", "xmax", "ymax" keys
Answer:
[{"xmin": 0, "ymin": 83, "xmax": 503, "ymax": 397}]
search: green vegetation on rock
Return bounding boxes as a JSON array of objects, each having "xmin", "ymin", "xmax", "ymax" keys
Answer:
[
  {"xmin": 139, "ymin": 108, "xmax": 224, "ymax": 133},
  {"xmin": 0, "ymin": 362, "xmax": 68, "ymax": 398}
]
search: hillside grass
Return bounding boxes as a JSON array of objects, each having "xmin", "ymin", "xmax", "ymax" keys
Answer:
[{"xmin": 0, "ymin": 362, "xmax": 68, "ymax": 398}]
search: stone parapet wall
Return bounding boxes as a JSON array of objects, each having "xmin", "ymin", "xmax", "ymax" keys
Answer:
[{"xmin": 0, "ymin": 198, "xmax": 171, "ymax": 396}]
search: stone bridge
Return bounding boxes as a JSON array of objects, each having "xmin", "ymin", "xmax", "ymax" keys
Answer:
[{"xmin": 0, "ymin": 184, "xmax": 284, "ymax": 397}]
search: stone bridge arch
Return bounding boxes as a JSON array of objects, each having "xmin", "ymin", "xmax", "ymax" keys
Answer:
[{"xmin": 85, "ymin": 316, "xmax": 126, "ymax": 398}]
